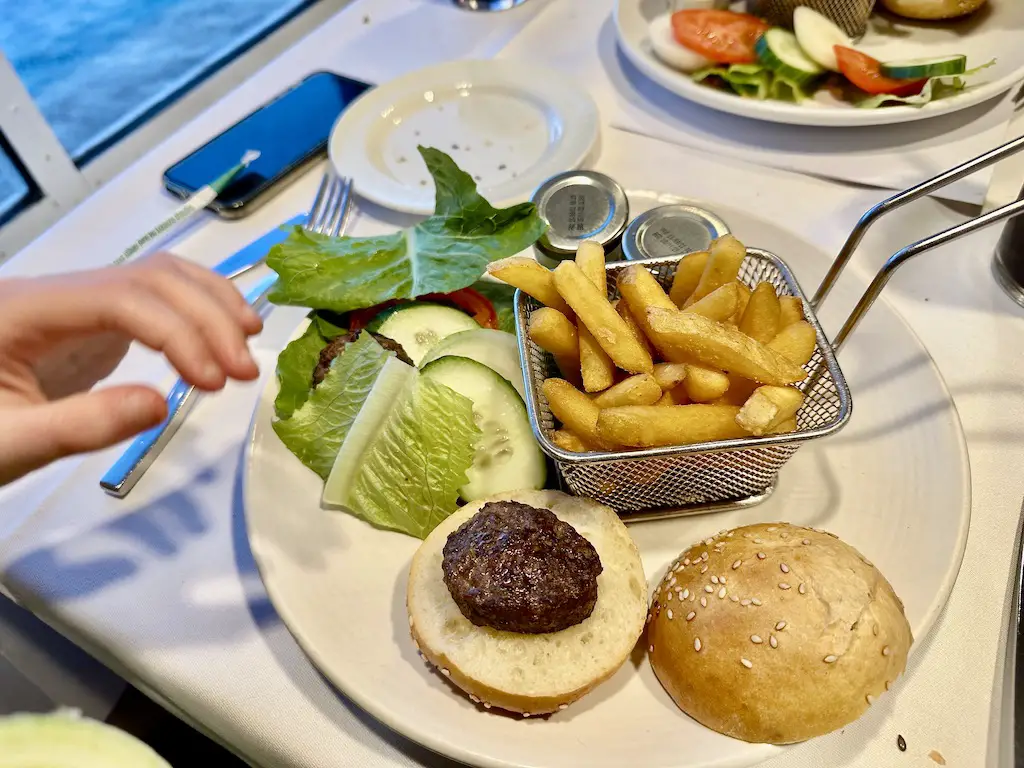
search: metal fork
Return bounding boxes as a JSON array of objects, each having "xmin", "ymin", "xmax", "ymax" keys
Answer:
[{"xmin": 100, "ymin": 171, "xmax": 354, "ymax": 498}]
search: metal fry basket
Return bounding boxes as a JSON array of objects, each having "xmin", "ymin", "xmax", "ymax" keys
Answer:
[
  {"xmin": 749, "ymin": 0, "xmax": 876, "ymax": 38},
  {"xmin": 515, "ymin": 134, "xmax": 1024, "ymax": 521}
]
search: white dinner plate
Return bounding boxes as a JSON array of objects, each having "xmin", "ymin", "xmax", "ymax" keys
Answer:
[
  {"xmin": 615, "ymin": 0, "xmax": 1024, "ymax": 127},
  {"xmin": 244, "ymin": 195, "xmax": 970, "ymax": 768},
  {"xmin": 329, "ymin": 60, "xmax": 599, "ymax": 214}
]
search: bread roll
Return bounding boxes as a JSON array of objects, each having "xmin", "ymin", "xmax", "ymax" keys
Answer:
[
  {"xmin": 648, "ymin": 523, "xmax": 912, "ymax": 744},
  {"xmin": 880, "ymin": 0, "xmax": 987, "ymax": 19},
  {"xmin": 408, "ymin": 490, "xmax": 647, "ymax": 715}
]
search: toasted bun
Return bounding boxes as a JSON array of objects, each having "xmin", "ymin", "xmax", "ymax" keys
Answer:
[
  {"xmin": 880, "ymin": 0, "xmax": 986, "ymax": 19},
  {"xmin": 648, "ymin": 523, "xmax": 912, "ymax": 744},
  {"xmin": 407, "ymin": 490, "xmax": 647, "ymax": 715}
]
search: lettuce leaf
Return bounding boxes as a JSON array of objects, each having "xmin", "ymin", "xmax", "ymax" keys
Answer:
[
  {"xmin": 344, "ymin": 376, "xmax": 479, "ymax": 538},
  {"xmin": 694, "ymin": 64, "xmax": 773, "ymax": 100},
  {"xmin": 266, "ymin": 147, "xmax": 547, "ymax": 313},
  {"xmin": 272, "ymin": 332, "xmax": 392, "ymax": 479},
  {"xmin": 856, "ymin": 61, "xmax": 996, "ymax": 109},
  {"xmin": 273, "ymin": 312, "xmax": 348, "ymax": 419}
]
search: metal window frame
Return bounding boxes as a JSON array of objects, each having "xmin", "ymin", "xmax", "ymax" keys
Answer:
[{"xmin": 0, "ymin": 0, "xmax": 352, "ymax": 262}]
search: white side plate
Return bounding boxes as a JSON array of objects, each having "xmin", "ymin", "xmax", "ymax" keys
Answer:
[
  {"xmin": 615, "ymin": 0, "xmax": 1024, "ymax": 127},
  {"xmin": 244, "ymin": 196, "xmax": 970, "ymax": 768},
  {"xmin": 329, "ymin": 60, "xmax": 600, "ymax": 214}
]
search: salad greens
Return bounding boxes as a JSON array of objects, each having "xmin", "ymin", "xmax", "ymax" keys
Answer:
[
  {"xmin": 856, "ymin": 61, "xmax": 995, "ymax": 109},
  {"xmin": 274, "ymin": 315, "xmax": 343, "ymax": 420},
  {"xmin": 267, "ymin": 147, "xmax": 547, "ymax": 313},
  {"xmin": 694, "ymin": 64, "xmax": 813, "ymax": 102},
  {"xmin": 343, "ymin": 376, "xmax": 479, "ymax": 538},
  {"xmin": 272, "ymin": 333, "xmax": 391, "ymax": 479}
]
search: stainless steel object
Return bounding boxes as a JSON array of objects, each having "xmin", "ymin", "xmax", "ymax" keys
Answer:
[
  {"xmin": 211, "ymin": 213, "xmax": 306, "ymax": 280},
  {"xmin": 1010, "ymin": 499, "xmax": 1024, "ymax": 765},
  {"xmin": 621, "ymin": 204, "xmax": 730, "ymax": 262},
  {"xmin": 749, "ymin": 0, "xmax": 876, "ymax": 38},
  {"xmin": 100, "ymin": 172, "xmax": 354, "ymax": 498},
  {"xmin": 452, "ymin": 0, "xmax": 530, "ymax": 10},
  {"xmin": 991, "ymin": 183, "xmax": 1024, "ymax": 309},
  {"xmin": 532, "ymin": 171, "xmax": 629, "ymax": 266},
  {"xmin": 516, "ymin": 134, "xmax": 1024, "ymax": 518}
]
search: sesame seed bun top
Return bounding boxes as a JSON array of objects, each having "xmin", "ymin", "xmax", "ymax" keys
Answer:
[{"xmin": 647, "ymin": 523, "xmax": 912, "ymax": 744}]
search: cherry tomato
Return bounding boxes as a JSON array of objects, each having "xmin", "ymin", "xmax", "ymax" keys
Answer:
[
  {"xmin": 421, "ymin": 288, "xmax": 499, "ymax": 330},
  {"xmin": 834, "ymin": 46, "xmax": 927, "ymax": 97},
  {"xmin": 671, "ymin": 10, "xmax": 770, "ymax": 65}
]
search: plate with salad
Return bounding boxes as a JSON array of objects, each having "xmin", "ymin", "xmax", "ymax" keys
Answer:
[{"xmin": 615, "ymin": 0, "xmax": 1024, "ymax": 126}]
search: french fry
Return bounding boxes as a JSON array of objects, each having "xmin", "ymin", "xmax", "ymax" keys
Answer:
[
  {"xmin": 690, "ymin": 235, "xmax": 747, "ymax": 303},
  {"xmin": 551, "ymin": 429, "xmax": 594, "ymax": 452},
  {"xmin": 528, "ymin": 308, "xmax": 578, "ymax": 358},
  {"xmin": 592, "ymin": 374, "xmax": 662, "ymax": 408},
  {"xmin": 597, "ymin": 404, "xmax": 748, "ymax": 448},
  {"xmin": 683, "ymin": 365, "xmax": 731, "ymax": 403},
  {"xmin": 646, "ymin": 307, "xmax": 807, "ymax": 385},
  {"xmin": 617, "ymin": 265, "xmax": 682, "ymax": 361},
  {"xmin": 778, "ymin": 296, "xmax": 804, "ymax": 328},
  {"xmin": 487, "ymin": 257, "xmax": 572, "ymax": 315},
  {"xmin": 767, "ymin": 416, "xmax": 798, "ymax": 435},
  {"xmin": 652, "ymin": 362, "xmax": 688, "ymax": 391},
  {"xmin": 554, "ymin": 261, "xmax": 654, "ymax": 374},
  {"xmin": 735, "ymin": 385, "xmax": 805, "ymax": 436},
  {"xmin": 768, "ymin": 321, "xmax": 816, "ymax": 367},
  {"xmin": 579, "ymin": 325, "xmax": 616, "ymax": 392},
  {"xmin": 542, "ymin": 378, "xmax": 611, "ymax": 449},
  {"xmin": 656, "ymin": 388, "xmax": 688, "ymax": 406},
  {"xmin": 614, "ymin": 299, "xmax": 654, "ymax": 358},
  {"xmin": 669, "ymin": 250, "xmax": 709, "ymax": 307},
  {"xmin": 683, "ymin": 282, "xmax": 740, "ymax": 322},
  {"xmin": 739, "ymin": 282, "xmax": 782, "ymax": 343},
  {"xmin": 732, "ymin": 282, "xmax": 751, "ymax": 325},
  {"xmin": 575, "ymin": 241, "xmax": 607, "ymax": 293}
]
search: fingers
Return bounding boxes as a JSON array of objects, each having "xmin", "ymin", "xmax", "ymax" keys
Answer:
[
  {"xmin": 171, "ymin": 258, "xmax": 263, "ymax": 335},
  {"xmin": 0, "ymin": 385, "xmax": 166, "ymax": 486}
]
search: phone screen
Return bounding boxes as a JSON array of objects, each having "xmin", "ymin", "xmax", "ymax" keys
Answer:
[{"xmin": 163, "ymin": 71, "xmax": 371, "ymax": 212}]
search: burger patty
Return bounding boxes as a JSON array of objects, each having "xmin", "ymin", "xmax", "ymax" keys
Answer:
[
  {"xmin": 312, "ymin": 331, "xmax": 413, "ymax": 387},
  {"xmin": 441, "ymin": 501, "xmax": 603, "ymax": 634}
]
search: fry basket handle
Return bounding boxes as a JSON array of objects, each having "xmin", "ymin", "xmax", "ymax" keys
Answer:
[{"xmin": 810, "ymin": 134, "xmax": 1024, "ymax": 352}]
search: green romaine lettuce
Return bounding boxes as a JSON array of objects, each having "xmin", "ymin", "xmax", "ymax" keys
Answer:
[
  {"xmin": 344, "ymin": 376, "xmax": 480, "ymax": 538},
  {"xmin": 266, "ymin": 147, "xmax": 547, "ymax": 313},
  {"xmin": 694, "ymin": 64, "xmax": 773, "ymax": 100},
  {"xmin": 273, "ymin": 312, "xmax": 348, "ymax": 419},
  {"xmin": 272, "ymin": 332, "xmax": 392, "ymax": 479},
  {"xmin": 856, "ymin": 61, "xmax": 996, "ymax": 109}
]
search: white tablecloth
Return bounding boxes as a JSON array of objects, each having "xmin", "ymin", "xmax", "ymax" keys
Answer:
[{"xmin": 2, "ymin": 1, "xmax": 1024, "ymax": 767}]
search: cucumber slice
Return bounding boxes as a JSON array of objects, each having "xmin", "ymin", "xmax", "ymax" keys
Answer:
[
  {"xmin": 880, "ymin": 55, "xmax": 967, "ymax": 80},
  {"xmin": 322, "ymin": 356, "xmax": 416, "ymax": 509},
  {"xmin": 756, "ymin": 29, "xmax": 824, "ymax": 86},
  {"xmin": 792, "ymin": 7, "xmax": 851, "ymax": 72},
  {"xmin": 0, "ymin": 712, "xmax": 172, "ymax": 767},
  {"xmin": 421, "ymin": 356, "xmax": 545, "ymax": 501},
  {"xmin": 417, "ymin": 328, "xmax": 526, "ymax": 401},
  {"xmin": 376, "ymin": 303, "xmax": 478, "ymax": 365}
]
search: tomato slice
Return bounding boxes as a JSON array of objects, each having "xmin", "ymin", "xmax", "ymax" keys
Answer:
[
  {"xmin": 421, "ymin": 288, "xmax": 499, "ymax": 330},
  {"xmin": 834, "ymin": 46, "xmax": 927, "ymax": 97},
  {"xmin": 671, "ymin": 10, "xmax": 770, "ymax": 65}
]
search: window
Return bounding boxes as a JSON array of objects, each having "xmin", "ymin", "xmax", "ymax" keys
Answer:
[{"xmin": 0, "ymin": 145, "xmax": 30, "ymax": 227}]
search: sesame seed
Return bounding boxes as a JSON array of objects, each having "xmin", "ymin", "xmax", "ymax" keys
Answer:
[
  {"xmin": 741, "ymin": 657, "xmax": 753, "ymax": 669},
  {"xmin": 705, "ymin": 585, "xmax": 714, "ymax": 593},
  {"xmin": 701, "ymin": 597, "xmax": 708, "ymax": 608},
  {"xmin": 780, "ymin": 532, "xmax": 789, "ymax": 539},
  {"xmin": 522, "ymin": 712, "xmax": 530, "ymax": 718},
  {"xmin": 767, "ymin": 526, "xmax": 777, "ymax": 532},
  {"xmin": 741, "ymin": 598, "xmax": 752, "ymax": 606},
  {"xmin": 718, "ymin": 587, "xmax": 727, "ymax": 599},
  {"xmin": 470, "ymin": 694, "xmax": 480, "ymax": 703},
  {"xmin": 882, "ymin": 646, "xmax": 891, "ymax": 657},
  {"xmin": 802, "ymin": 539, "xmax": 811, "ymax": 545},
  {"xmin": 649, "ymin": 644, "xmax": 654, "ymax": 653},
  {"xmin": 823, "ymin": 655, "xmax": 838, "ymax": 663},
  {"xmin": 757, "ymin": 552, "xmax": 766, "ymax": 560},
  {"xmin": 798, "ymin": 583, "xmax": 807, "ymax": 594},
  {"xmin": 769, "ymin": 634, "xmax": 778, "ymax": 649},
  {"xmin": 700, "ymin": 565, "xmax": 709, "ymax": 574},
  {"xmin": 409, "ymin": 615, "xmax": 414, "ymax": 627},
  {"xmin": 711, "ymin": 575, "xmax": 719, "ymax": 584},
  {"xmin": 669, "ymin": 576, "xmax": 677, "ymax": 586},
  {"xmin": 754, "ymin": 538, "xmax": 763, "ymax": 544},
  {"xmin": 667, "ymin": 609, "xmax": 674, "ymax": 620},
  {"xmin": 667, "ymin": 592, "xmax": 673, "ymax": 602},
  {"xmin": 683, "ymin": 558, "xmax": 691, "ymax": 566},
  {"xmin": 720, "ymin": 529, "xmax": 728, "ymax": 534},
  {"xmin": 751, "ymin": 634, "xmax": 763, "ymax": 644},
  {"xmin": 686, "ymin": 611, "xmax": 696, "ymax": 621},
  {"xmin": 674, "ymin": 586, "xmax": 683, "ymax": 594},
  {"xmin": 559, "ymin": 703, "xmax": 569, "ymax": 710},
  {"xmin": 865, "ymin": 694, "xmax": 874, "ymax": 705},
  {"xmin": 743, "ymin": 533, "xmax": 752, "ymax": 539},
  {"xmin": 720, "ymin": 576, "xmax": 726, "ymax": 584},
  {"xmin": 780, "ymin": 563, "xmax": 790, "ymax": 573},
  {"xmin": 731, "ymin": 596, "xmax": 739, "ymax": 602},
  {"xmin": 681, "ymin": 588, "xmax": 690, "ymax": 599},
  {"xmin": 483, "ymin": 702, "xmax": 492, "ymax": 709},
  {"xmin": 776, "ymin": 621, "xmax": 787, "ymax": 630},
  {"xmin": 751, "ymin": 598, "xmax": 762, "ymax": 606},
  {"xmin": 702, "ymin": 552, "xmax": 709, "ymax": 561},
  {"xmin": 694, "ymin": 638, "xmax": 702, "ymax": 652},
  {"xmin": 441, "ymin": 668, "xmax": 451, "ymax": 677},
  {"xmin": 727, "ymin": 532, "xmax": 734, "ymax": 537},
  {"xmin": 705, "ymin": 538, "xmax": 713, "ymax": 545},
  {"xmin": 779, "ymin": 582, "xmax": 791, "ymax": 590},
  {"xmin": 646, "ymin": 614, "xmax": 652, "ymax": 624},
  {"xmin": 732, "ymin": 559, "xmax": 742, "ymax": 569}
]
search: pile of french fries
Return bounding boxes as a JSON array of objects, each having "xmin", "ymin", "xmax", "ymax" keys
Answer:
[{"xmin": 486, "ymin": 235, "xmax": 817, "ymax": 452}]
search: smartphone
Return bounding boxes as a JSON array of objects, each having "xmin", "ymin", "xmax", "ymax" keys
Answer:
[{"xmin": 163, "ymin": 71, "xmax": 371, "ymax": 218}]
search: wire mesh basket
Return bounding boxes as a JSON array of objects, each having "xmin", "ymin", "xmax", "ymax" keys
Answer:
[
  {"xmin": 749, "ymin": 0, "xmax": 876, "ymax": 38},
  {"xmin": 515, "ymin": 133, "xmax": 1024, "ymax": 521}
]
